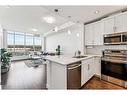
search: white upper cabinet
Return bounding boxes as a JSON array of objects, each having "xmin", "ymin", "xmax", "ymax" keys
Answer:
[
  {"xmin": 114, "ymin": 12, "xmax": 127, "ymax": 33},
  {"xmin": 85, "ymin": 21, "xmax": 104, "ymax": 45},
  {"xmin": 93, "ymin": 21, "xmax": 104, "ymax": 45},
  {"xmin": 85, "ymin": 23, "xmax": 94, "ymax": 45},
  {"xmin": 85, "ymin": 11, "xmax": 127, "ymax": 46},
  {"xmin": 103, "ymin": 16, "xmax": 115, "ymax": 34},
  {"xmin": 103, "ymin": 12, "xmax": 127, "ymax": 34}
]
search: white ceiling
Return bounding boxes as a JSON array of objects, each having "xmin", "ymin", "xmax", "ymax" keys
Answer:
[
  {"xmin": 0, "ymin": 6, "xmax": 126, "ymax": 34},
  {"xmin": 44, "ymin": 6, "xmax": 127, "ymax": 23},
  {"xmin": 0, "ymin": 6, "xmax": 68, "ymax": 34}
]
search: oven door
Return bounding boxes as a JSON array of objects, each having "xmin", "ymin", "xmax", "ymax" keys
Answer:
[{"xmin": 101, "ymin": 60, "xmax": 127, "ymax": 81}]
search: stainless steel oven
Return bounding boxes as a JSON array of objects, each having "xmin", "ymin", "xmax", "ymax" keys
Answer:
[
  {"xmin": 101, "ymin": 49, "xmax": 127, "ymax": 88},
  {"xmin": 101, "ymin": 59, "xmax": 127, "ymax": 81}
]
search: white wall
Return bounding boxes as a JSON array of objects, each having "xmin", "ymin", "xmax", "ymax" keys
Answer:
[
  {"xmin": 0, "ymin": 25, "xmax": 3, "ymax": 48},
  {"xmin": 46, "ymin": 24, "xmax": 84, "ymax": 55},
  {"xmin": 0, "ymin": 25, "xmax": 2, "ymax": 85}
]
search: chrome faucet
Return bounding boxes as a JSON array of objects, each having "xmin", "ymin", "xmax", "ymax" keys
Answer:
[
  {"xmin": 74, "ymin": 51, "xmax": 77, "ymax": 57},
  {"xmin": 74, "ymin": 50, "xmax": 81, "ymax": 57}
]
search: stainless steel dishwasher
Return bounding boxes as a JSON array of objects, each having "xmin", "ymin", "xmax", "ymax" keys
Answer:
[{"xmin": 67, "ymin": 61, "xmax": 81, "ymax": 89}]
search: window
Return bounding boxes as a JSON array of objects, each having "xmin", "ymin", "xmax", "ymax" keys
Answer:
[
  {"xmin": 7, "ymin": 32, "xmax": 15, "ymax": 53},
  {"xmin": 26, "ymin": 34, "xmax": 34, "ymax": 52},
  {"xmin": 14, "ymin": 32, "xmax": 25, "ymax": 56},
  {"xmin": 15, "ymin": 33, "xmax": 25, "ymax": 45},
  {"xmin": 26, "ymin": 35, "xmax": 34, "ymax": 45},
  {"xmin": 7, "ymin": 31, "xmax": 42, "ymax": 56},
  {"xmin": 7, "ymin": 33, "xmax": 14, "ymax": 45},
  {"xmin": 34, "ymin": 36, "xmax": 42, "ymax": 51},
  {"xmin": 34, "ymin": 37, "xmax": 41, "ymax": 45}
]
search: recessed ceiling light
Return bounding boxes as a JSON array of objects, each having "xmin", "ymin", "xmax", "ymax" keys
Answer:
[
  {"xmin": 94, "ymin": 10, "xmax": 100, "ymax": 14},
  {"xmin": 32, "ymin": 28, "xmax": 38, "ymax": 32},
  {"xmin": 43, "ymin": 16, "xmax": 56, "ymax": 24},
  {"xmin": 67, "ymin": 30, "xmax": 71, "ymax": 35}
]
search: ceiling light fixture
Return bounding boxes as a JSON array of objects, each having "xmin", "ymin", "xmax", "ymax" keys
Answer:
[
  {"xmin": 32, "ymin": 28, "xmax": 38, "ymax": 32},
  {"xmin": 76, "ymin": 33, "xmax": 79, "ymax": 37},
  {"xmin": 67, "ymin": 30, "xmax": 71, "ymax": 35},
  {"xmin": 43, "ymin": 16, "xmax": 56, "ymax": 24},
  {"xmin": 94, "ymin": 10, "xmax": 99, "ymax": 14}
]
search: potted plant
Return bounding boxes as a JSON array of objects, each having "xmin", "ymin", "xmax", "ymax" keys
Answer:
[{"xmin": 1, "ymin": 48, "xmax": 12, "ymax": 74}]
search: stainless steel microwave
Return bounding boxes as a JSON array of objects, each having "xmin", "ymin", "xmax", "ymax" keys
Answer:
[{"xmin": 104, "ymin": 32, "xmax": 127, "ymax": 45}]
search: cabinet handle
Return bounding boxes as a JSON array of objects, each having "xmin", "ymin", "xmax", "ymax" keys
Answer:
[
  {"xmin": 113, "ymin": 26, "xmax": 116, "ymax": 32},
  {"xmin": 68, "ymin": 64, "xmax": 81, "ymax": 70},
  {"xmin": 99, "ymin": 59, "xmax": 101, "ymax": 63},
  {"xmin": 104, "ymin": 62, "xmax": 107, "ymax": 64},
  {"xmin": 88, "ymin": 64, "xmax": 90, "ymax": 70},
  {"xmin": 113, "ymin": 26, "xmax": 115, "ymax": 32}
]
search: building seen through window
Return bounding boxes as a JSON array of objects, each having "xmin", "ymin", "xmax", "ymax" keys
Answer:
[{"xmin": 7, "ymin": 31, "xmax": 42, "ymax": 56}]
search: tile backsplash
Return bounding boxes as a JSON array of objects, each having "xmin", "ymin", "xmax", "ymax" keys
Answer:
[{"xmin": 85, "ymin": 45, "xmax": 127, "ymax": 55}]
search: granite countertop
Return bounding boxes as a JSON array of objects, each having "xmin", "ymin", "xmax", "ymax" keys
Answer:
[{"xmin": 44, "ymin": 54, "xmax": 102, "ymax": 65}]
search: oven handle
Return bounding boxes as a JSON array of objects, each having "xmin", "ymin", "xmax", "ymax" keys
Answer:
[
  {"xmin": 67, "ymin": 64, "xmax": 81, "ymax": 70},
  {"xmin": 101, "ymin": 59, "xmax": 127, "ymax": 64}
]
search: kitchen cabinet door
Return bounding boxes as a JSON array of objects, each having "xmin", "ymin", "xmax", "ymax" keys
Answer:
[
  {"xmin": 94, "ymin": 57, "xmax": 101, "ymax": 77},
  {"xmin": 103, "ymin": 16, "xmax": 115, "ymax": 34},
  {"xmin": 85, "ymin": 24, "xmax": 94, "ymax": 45},
  {"xmin": 88, "ymin": 57, "xmax": 94, "ymax": 80},
  {"xmin": 81, "ymin": 57, "xmax": 94, "ymax": 86},
  {"xmin": 81, "ymin": 60, "xmax": 89, "ymax": 86},
  {"xmin": 115, "ymin": 12, "xmax": 127, "ymax": 33},
  {"xmin": 93, "ymin": 21, "xmax": 104, "ymax": 45},
  {"xmin": 46, "ymin": 60, "xmax": 51, "ymax": 88},
  {"xmin": 50, "ymin": 61, "xmax": 67, "ymax": 89}
]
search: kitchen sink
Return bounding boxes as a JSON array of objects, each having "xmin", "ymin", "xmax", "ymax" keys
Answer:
[{"xmin": 72, "ymin": 55, "xmax": 87, "ymax": 58}]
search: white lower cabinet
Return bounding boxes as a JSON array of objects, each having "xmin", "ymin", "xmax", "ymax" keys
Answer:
[
  {"xmin": 46, "ymin": 61, "xmax": 67, "ymax": 89},
  {"xmin": 81, "ymin": 60, "xmax": 89, "ymax": 86},
  {"xmin": 94, "ymin": 56, "xmax": 101, "ymax": 77},
  {"xmin": 81, "ymin": 57, "xmax": 94, "ymax": 86}
]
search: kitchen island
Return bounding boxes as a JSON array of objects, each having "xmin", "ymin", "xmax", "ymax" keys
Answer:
[{"xmin": 45, "ymin": 54, "xmax": 101, "ymax": 89}]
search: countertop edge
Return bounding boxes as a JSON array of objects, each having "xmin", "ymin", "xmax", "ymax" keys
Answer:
[{"xmin": 45, "ymin": 54, "xmax": 101, "ymax": 65}]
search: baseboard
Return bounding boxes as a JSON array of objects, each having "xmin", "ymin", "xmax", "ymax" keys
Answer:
[
  {"xmin": 94, "ymin": 74, "xmax": 101, "ymax": 79},
  {"xmin": 81, "ymin": 75, "xmax": 95, "ymax": 89}
]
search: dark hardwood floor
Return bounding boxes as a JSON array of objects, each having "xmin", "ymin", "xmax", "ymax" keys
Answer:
[
  {"xmin": 81, "ymin": 76, "xmax": 126, "ymax": 89},
  {"xmin": 1, "ymin": 60, "xmax": 126, "ymax": 90},
  {"xmin": 1, "ymin": 60, "xmax": 47, "ymax": 90}
]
